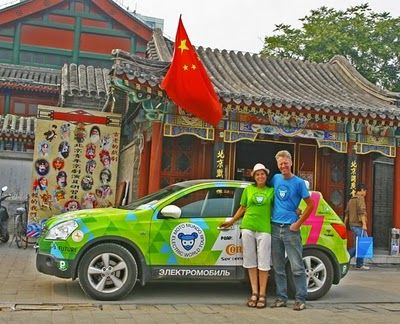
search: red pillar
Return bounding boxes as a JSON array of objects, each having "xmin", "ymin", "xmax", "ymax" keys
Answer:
[
  {"xmin": 137, "ymin": 130, "xmax": 150, "ymax": 198},
  {"xmin": 346, "ymin": 141, "xmax": 357, "ymax": 248},
  {"xmin": 148, "ymin": 122, "xmax": 163, "ymax": 194},
  {"xmin": 393, "ymin": 148, "xmax": 400, "ymax": 228}
]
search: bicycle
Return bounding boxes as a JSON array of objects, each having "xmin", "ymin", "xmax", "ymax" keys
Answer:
[{"xmin": 10, "ymin": 196, "xmax": 37, "ymax": 249}]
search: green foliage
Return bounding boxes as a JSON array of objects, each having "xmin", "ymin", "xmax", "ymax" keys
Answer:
[{"xmin": 261, "ymin": 3, "xmax": 400, "ymax": 91}]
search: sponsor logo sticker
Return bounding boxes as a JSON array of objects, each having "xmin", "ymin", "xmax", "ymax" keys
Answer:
[
  {"xmin": 220, "ymin": 236, "xmax": 232, "ymax": 240},
  {"xmin": 170, "ymin": 223, "xmax": 206, "ymax": 258},
  {"xmin": 58, "ymin": 246, "xmax": 77, "ymax": 253},
  {"xmin": 225, "ymin": 244, "xmax": 243, "ymax": 255},
  {"xmin": 71, "ymin": 230, "xmax": 84, "ymax": 242},
  {"xmin": 58, "ymin": 260, "xmax": 68, "ymax": 271}
]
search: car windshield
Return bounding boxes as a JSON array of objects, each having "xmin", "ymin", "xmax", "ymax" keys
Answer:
[{"xmin": 121, "ymin": 184, "xmax": 186, "ymax": 210}]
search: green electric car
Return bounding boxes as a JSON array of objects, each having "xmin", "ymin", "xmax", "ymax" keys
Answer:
[{"xmin": 36, "ymin": 180, "xmax": 350, "ymax": 300}]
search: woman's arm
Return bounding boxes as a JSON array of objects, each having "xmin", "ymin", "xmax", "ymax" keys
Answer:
[{"xmin": 219, "ymin": 205, "xmax": 246, "ymax": 228}]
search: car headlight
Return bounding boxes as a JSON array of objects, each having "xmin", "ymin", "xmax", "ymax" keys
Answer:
[{"xmin": 45, "ymin": 220, "xmax": 78, "ymax": 240}]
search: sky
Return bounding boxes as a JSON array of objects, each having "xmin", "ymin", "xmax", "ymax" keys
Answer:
[
  {"xmin": 0, "ymin": 0, "xmax": 399, "ymax": 54},
  {"xmin": 129, "ymin": 0, "xmax": 400, "ymax": 53}
]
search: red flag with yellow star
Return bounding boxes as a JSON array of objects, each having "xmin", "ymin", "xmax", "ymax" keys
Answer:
[{"xmin": 160, "ymin": 16, "xmax": 222, "ymax": 126}]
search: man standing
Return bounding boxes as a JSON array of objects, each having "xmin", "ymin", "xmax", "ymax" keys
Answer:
[
  {"xmin": 270, "ymin": 150, "xmax": 314, "ymax": 311},
  {"xmin": 344, "ymin": 183, "xmax": 369, "ymax": 270}
]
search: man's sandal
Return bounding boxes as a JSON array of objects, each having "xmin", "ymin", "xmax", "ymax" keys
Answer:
[
  {"xmin": 247, "ymin": 293, "xmax": 258, "ymax": 307},
  {"xmin": 256, "ymin": 295, "xmax": 267, "ymax": 309}
]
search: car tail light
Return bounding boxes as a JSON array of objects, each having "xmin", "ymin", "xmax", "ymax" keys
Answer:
[{"xmin": 331, "ymin": 223, "xmax": 347, "ymax": 239}]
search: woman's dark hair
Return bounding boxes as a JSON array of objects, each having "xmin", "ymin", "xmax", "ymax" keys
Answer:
[{"xmin": 252, "ymin": 169, "xmax": 268, "ymax": 184}]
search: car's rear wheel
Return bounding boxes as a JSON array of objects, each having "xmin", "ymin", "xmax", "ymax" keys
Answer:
[
  {"xmin": 78, "ymin": 243, "xmax": 138, "ymax": 301},
  {"xmin": 288, "ymin": 249, "xmax": 334, "ymax": 300}
]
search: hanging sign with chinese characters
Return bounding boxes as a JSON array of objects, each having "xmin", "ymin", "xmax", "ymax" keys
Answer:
[
  {"xmin": 29, "ymin": 105, "xmax": 121, "ymax": 223},
  {"xmin": 349, "ymin": 156, "xmax": 358, "ymax": 197},
  {"xmin": 215, "ymin": 149, "xmax": 225, "ymax": 179}
]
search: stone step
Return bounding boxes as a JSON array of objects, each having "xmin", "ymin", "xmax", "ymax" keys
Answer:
[
  {"xmin": 370, "ymin": 249, "xmax": 400, "ymax": 264},
  {"xmin": 370, "ymin": 254, "xmax": 400, "ymax": 264},
  {"xmin": 350, "ymin": 249, "xmax": 400, "ymax": 264}
]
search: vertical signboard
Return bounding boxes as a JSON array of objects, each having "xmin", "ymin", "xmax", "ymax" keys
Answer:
[
  {"xmin": 349, "ymin": 156, "xmax": 358, "ymax": 197},
  {"xmin": 29, "ymin": 106, "xmax": 121, "ymax": 223},
  {"xmin": 213, "ymin": 140, "xmax": 225, "ymax": 179}
]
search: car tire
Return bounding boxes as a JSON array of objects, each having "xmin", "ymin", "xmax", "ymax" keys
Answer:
[
  {"xmin": 78, "ymin": 243, "xmax": 138, "ymax": 301},
  {"xmin": 287, "ymin": 249, "xmax": 334, "ymax": 301}
]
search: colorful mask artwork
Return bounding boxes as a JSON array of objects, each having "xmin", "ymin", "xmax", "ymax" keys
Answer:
[{"xmin": 29, "ymin": 106, "xmax": 121, "ymax": 222}]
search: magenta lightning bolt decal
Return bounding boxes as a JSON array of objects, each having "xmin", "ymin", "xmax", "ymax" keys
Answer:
[{"xmin": 303, "ymin": 192, "xmax": 323, "ymax": 245}]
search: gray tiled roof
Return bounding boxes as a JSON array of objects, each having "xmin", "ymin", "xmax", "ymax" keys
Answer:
[
  {"xmin": 112, "ymin": 51, "xmax": 169, "ymax": 81},
  {"xmin": 112, "ymin": 42, "xmax": 400, "ymax": 121},
  {"xmin": 146, "ymin": 28, "xmax": 173, "ymax": 62},
  {"xmin": 0, "ymin": 63, "xmax": 60, "ymax": 93},
  {"xmin": 0, "ymin": 114, "xmax": 35, "ymax": 139},
  {"xmin": 60, "ymin": 63, "xmax": 110, "ymax": 110}
]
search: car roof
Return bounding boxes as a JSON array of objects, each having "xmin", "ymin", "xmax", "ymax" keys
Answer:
[
  {"xmin": 174, "ymin": 179, "xmax": 252, "ymax": 188},
  {"xmin": 174, "ymin": 179, "xmax": 319, "ymax": 196}
]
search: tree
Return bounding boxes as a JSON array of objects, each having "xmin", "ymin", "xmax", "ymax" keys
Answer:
[{"xmin": 261, "ymin": 3, "xmax": 400, "ymax": 92}]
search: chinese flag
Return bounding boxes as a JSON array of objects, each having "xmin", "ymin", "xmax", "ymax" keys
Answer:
[{"xmin": 161, "ymin": 16, "xmax": 222, "ymax": 126}]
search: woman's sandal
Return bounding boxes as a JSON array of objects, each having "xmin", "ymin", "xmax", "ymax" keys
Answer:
[
  {"xmin": 247, "ymin": 293, "xmax": 258, "ymax": 307},
  {"xmin": 256, "ymin": 295, "xmax": 267, "ymax": 309}
]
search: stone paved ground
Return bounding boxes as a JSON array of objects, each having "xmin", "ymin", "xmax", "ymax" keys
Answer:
[
  {"xmin": 1, "ymin": 302, "xmax": 400, "ymax": 323},
  {"xmin": 0, "ymin": 246, "xmax": 399, "ymax": 323}
]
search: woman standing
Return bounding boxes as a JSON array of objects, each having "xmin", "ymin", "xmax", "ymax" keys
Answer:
[{"xmin": 220, "ymin": 163, "xmax": 274, "ymax": 308}]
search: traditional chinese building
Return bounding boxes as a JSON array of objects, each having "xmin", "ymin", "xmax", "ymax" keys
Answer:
[
  {"xmin": 0, "ymin": 0, "xmax": 153, "ymax": 201},
  {"xmin": 106, "ymin": 31, "xmax": 400, "ymax": 250},
  {"xmin": 0, "ymin": 63, "xmax": 59, "ymax": 200},
  {"xmin": 0, "ymin": 0, "xmax": 154, "ymax": 117}
]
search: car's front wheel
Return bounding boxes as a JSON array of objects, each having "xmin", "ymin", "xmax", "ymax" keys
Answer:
[{"xmin": 78, "ymin": 243, "xmax": 138, "ymax": 301}]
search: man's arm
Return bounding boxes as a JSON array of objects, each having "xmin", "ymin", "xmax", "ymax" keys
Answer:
[
  {"xmin": 361, "ymin": 215, "xmax": 367, "ymax": 231},
  {"xmin": 290, "ymin": 196, "xmax": 314, "ymax": 232},
  {"xmin": 344, "ymin": 204, "xmax": 349, "ymax": 226},
  {"xmin": 358, "ymin": 197, "xmax": 367, "ymax": 231}
]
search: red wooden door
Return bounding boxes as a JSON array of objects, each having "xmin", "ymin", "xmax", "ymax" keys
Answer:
[
  {"xmin": 319, "ymin": 150, "xmax": 346, "ymax": 217},
  {"xmin": 160, "ymin": 136, "xmax": 212, "ymax": 187}
]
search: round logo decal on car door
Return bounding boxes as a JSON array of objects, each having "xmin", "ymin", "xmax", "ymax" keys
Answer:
[{"xmin": 170, "ymin": 223, "xmax": 206, "ymax": 258}]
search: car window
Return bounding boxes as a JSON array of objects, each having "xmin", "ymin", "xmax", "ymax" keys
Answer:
[
  {"xmin": 122, "ymin": 184, "xmax": 185, "ymax": 210},
  {"xmin": 232, "ymin": 187, "xmax": 244, "ymax": 214},
  {"xmin": 172, "ymin": 189, "xmax": 207, "ymax": 217},
  {"xmin": 172, "ymin": 187, "xmax": 237, "ymax": 218}
]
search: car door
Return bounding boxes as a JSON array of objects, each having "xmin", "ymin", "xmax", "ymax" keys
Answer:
[{"xmin": 148, "ymin": 185, "xmax": 242, "ymax": 281}]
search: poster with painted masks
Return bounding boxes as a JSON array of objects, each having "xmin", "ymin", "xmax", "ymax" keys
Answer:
[{"xmin": 29, "ymin": 105, "xmax": 121, "ymax": 222}]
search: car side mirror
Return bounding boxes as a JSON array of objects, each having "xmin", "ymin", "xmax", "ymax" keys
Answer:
[{"xmin": 160, "ymin": 205, "xmax": 182, "ymax": 218}]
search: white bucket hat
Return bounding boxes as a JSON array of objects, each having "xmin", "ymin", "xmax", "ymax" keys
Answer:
[{"xmin": 251, "ymin": 163, "xmax": 270, "ymax": 177}]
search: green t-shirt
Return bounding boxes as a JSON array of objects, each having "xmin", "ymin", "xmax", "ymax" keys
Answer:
[{"xmin": 240, "ymin": 184, "xmax": 274, "ymax": 233}]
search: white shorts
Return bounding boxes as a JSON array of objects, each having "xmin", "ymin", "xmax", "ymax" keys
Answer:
[{"xmin": 241, "ymin": 229, "xmax": 271, "ymax": 271}]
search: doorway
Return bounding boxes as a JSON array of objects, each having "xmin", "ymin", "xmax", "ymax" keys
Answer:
[
  {"xmin": 235, "ymin": 140, "xmax": 294, "ymax": 181},
  {"xmin": 372, "ymin": 158, "xmax": 394, "ymax": 250},
  {"xmin": 160, "ymin": 136, "xmax": 212, "ymax": 188}
]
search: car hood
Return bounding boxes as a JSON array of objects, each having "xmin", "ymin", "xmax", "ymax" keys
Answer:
[{"xmin": 43, "ymin": 207, "xmax": 149, "ymax": 228}]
